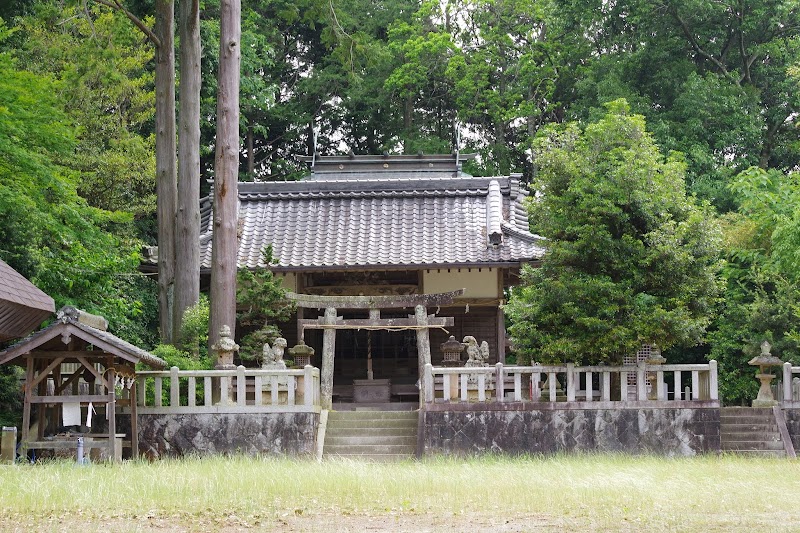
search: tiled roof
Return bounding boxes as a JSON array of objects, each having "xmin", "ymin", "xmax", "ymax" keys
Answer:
[
  {"xmin": 199, "ymin": 155, "xmax": 545, "ymax": 271},
  {"xmin": 0, "ymin": 306, "xmax": 166, "ymax": 369},
  {"xmin": 0, "ymin": 259, "xmax": 55, "ymax": 341}
]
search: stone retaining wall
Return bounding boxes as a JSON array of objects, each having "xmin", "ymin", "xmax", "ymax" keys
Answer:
[
  {"xmin": 421, "ymin": 406, "xmax": 720, "ymax": 456},
  {"xmin": 138, "ymin": 412, "xmax": 318, "ymax": 459},
  {"xmin": 783, "ymin": 409, "xmax": 800, "ymax": 450}
]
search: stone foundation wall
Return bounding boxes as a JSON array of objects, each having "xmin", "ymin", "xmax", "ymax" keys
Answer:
[
  {"xmin": 422, "ymin": 407, "xmax": 720, "ymax": 456},
  {"xmin": 138, "ymin": 412, "xmax": 318, "ymax": 459},
  {"xmin": 783, "ymin": 409, "xmax": 800, "ymax": 450}
]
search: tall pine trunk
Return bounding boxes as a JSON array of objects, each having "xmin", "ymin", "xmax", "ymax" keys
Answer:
[
  {"xmin": 209, "ymin": 0, "xmax": 241, "ymax": 356},
  {"xmin": 154, "ymin": 0, "xmax": 177, "ymax": 343},
  {"xmin": 174, "ymin": 0, "xmax": 202, "ymax": 340}
]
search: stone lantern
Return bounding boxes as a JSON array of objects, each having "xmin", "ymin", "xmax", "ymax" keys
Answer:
[
  {"xmin": 212, "ymin": 325, "xmax": 239, "ymax": 370},
  {"xmin": 748, "ymin": 340, "xmax": 783, "ymax": 407},
  {"xmin": 288, "ymin": 340, "xmax": 315, "ymax": 368},
  {"xmin": 440, "ymin": 336, "xmax": 465, "ymax": 367}
]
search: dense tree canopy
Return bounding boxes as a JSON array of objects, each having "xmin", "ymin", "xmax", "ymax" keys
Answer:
[
  {"xmin": 506, "ymin": 101, "xmax": 723, "ymax": 364},
  {"xmin": 2, "ymin": 1, "xmax": 800, "ymax": 401},
  {"xmin": 0, "ymin": 20, "xmax": 156, "ymax": 346}
]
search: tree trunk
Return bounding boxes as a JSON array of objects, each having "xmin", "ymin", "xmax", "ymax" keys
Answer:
[
  {"xmin": 209, "ymin": 0, "xmax": 241, "ymax": 356},
  {"xmin": 154, "ymin": 0, "xmax": 177, "ymax": 343},
  {"xmin": 174, "ymin": 0, "xmax": 201, "ymax": 340}
]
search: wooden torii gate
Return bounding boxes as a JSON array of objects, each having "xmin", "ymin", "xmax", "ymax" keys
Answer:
[{"xmin": 287, "ymin": 289, "xmax": 464, "ymax": 408}]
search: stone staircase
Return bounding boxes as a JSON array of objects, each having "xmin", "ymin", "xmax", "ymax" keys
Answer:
[
  {"xmin": 323, "ymin": 410, "xmax": 418, "ymax": 461},
  {"xmin": 720, "ymin": 407, "xmax": 786, "ymax": 457}
]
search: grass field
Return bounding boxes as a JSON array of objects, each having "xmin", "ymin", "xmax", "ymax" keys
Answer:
[{"xmin": 1, "ymin": 454, "xmax": 798, "ymax": 531}]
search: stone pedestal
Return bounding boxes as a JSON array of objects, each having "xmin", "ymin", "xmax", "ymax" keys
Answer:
[
  {"xmin": 753, "ymin": 373, "xmax": 779, "ymax": 407},
  {"xmin": 1, "ymin": 426, "xmax": 17, "ymax": 463}
]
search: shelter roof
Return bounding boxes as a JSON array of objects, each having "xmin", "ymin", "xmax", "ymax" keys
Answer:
[
  {"xmin": 0, "ymin": 259, "xmax": 55, "ymax": 342},
  {"xmin": 0, "ymin": 306, "xmax": 166, "ymax": 369},
  {"xmin": 198, "ymin": 154, "xmax": 545, "ymax": 271}
]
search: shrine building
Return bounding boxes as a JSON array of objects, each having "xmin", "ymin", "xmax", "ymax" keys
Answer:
[{"xmin": 198, "ymin": 153, "xmax": 545, "ymax": 406}]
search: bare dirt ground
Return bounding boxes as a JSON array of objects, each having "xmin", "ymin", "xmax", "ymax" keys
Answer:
[{"xmin": 1, "ymin": 511, "xmax": 567, "ymax": 533}]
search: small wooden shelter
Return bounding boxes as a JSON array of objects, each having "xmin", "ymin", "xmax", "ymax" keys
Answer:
[{"xmin": 0, "ymin": 306, "xmax": 166, "ymax": 460}]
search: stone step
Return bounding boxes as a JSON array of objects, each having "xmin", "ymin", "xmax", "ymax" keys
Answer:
[
  {"xmin": 720, "ymin": 416, "xmax": 776, "ymax": 427},
  {"xmin": 324, "ymin": 444, "xmax": 417, "ymax": 456},
  {"xmin": 719, "ymin": 413, "xmax": 775, "ymax": 421},
  {"xmin": 328, "ymin": 410, "xmax": 419, "ymax": 420},
  {"xmin": 720, "ymin": 440, "xmax": 786, "ymax": 451},
  {"xmin": 325, "ymin": 419, "xmax": 418, "ymax": 430},
  {"xmin": 323, "ymin": 454, "xmax": 416, "ymax": 462},
  {"xmin": 326, "ymin": 426, "xmax": 418, "ymax": 438},
  {"xmin": 720, "ymin": 407, "xmax": 775, "ymax": 416},
  {"xmin": 720, "ymin": 423, "xmax": 778, "ymax": 432},
  {"xmin": 721, "ymin": 431, "xmax": 780, "ymax": 442},
  {"xmin": 332, "ymin": 402, "xmax": 419, "ymax": 412},
  {"xmin": 325, "ymin": 435, "xmax": 417, "ymax": 446},
  {"xmin": 324, "ymin": 409, "xmax": 419, "ymax": 460},
  {"xmin": 721, "ymin": 449, "xmax": 786, "ymax": 458}
]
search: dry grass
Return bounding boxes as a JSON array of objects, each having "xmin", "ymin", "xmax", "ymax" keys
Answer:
[{"xmin": 1, "ymin": 454, "xmax": 799, "ymax": 531}]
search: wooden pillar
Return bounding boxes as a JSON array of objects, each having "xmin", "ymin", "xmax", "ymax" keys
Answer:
[
  {"xmin": 21, "ymin": 355, "xmax": 33, "ymax": 457},
  {"xmin": 107, "ymin": 365, "xmax": 117, "ymax": 461},
  {"xmin": 496, "ymin": 306, "xmax": 506, "ymax": 364},
  {"xmin": 320, "ymin": 307, "xmax": 337, "ymax": 410},
  {"xmin": 415, "ymin": 305, "xmax": 430, "ymax": 404},
  {"xmin": 130, "ymin": 379, "xmax": 139, "ymax": 460},
  {"xmin": 36, "ymin": 359, "xmax": 45, "ymax": 441}
]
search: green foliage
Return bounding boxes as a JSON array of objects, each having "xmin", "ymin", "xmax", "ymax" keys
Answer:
[
  {"xmin": 148, "ymin": 344, "xmax": 213, "ymax": 406},
  {"xmin": 506, "ymin": 101, "xmax": 723, "ymax": 364},
  {"xmin": 12, "ymin": 3, "xmax": 156, "ymax": 218},
  {"xmin": 151, "ymin": 344, "xmax": 213, "ymax": 371},
  {"xmin": 0, "ymin": 21, "xmax": 156, "ymax": 348},
  {"xmin": 552, "ymin": 0, "xmax": 800, "ymax": 210},
  {"xmin": 709, "ymin": 166, "xmax": 800, "ymax": 404},
  {"xmin": 0, "ymin": 366, "xmax": 23, "ymax": 428},
  {"xmin": 236, "ymin": 247, "xmax": 295, "ymax": 362},
  {"xmin": 178, "ymin": 296, "xmax": 210, "ymax": 360}
]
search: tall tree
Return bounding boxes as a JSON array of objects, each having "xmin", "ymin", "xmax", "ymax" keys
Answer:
[
  {"xmin": 93, "ymin": 0, "xmax": 178, "ymax": 342},
  {"xmin": 506, "ymin": 100, "xmax": 723, "ymax": 364},
  {"xmin": 174, "ymin": 0, "xmax": 202, "ymax": 339},
  {"xmin": 153, "ymin": 0, "xmax": 178, "ymax": 343},
  {"xmin": 209, "ymin": 0, "xmax": 241, "ymax": 354}
]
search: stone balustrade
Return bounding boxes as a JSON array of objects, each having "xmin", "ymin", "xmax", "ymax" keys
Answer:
[
  {"xmin": 423, "ymin": 361, "xmax": 719, "ymax": 407},
  {"xmin": 781, "ymin": 363, "xmax": 800, "ymax": 407},
  {"xmin": 136, "ymin": 365, "xmax": 320, "ymax": 414}
]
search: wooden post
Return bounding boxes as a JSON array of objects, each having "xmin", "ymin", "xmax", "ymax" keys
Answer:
[
  {"xmin": 36, "ymin": 360, "xmax": 45, "ymax": 441},
  {"xmin": 415, "ymin": 305, "xmax": 430, "ymax": 404},
  {"xmin": 21, "ymin": 355, "xmax": 33, "ymax": 458},
  {"xmin": 320, "ymin": 307, "xmax": 337, "ymax": 409},
  {"xmin": 107, "ymin": 366, "xmax": 117, "ymax": 461},
  {"xmin": 130, "ymin": 378, "xmax": 139, "ymax": 460},
  {"xmin": 496, "ymin": 306, "xmax": 506, "ymax": 364}
]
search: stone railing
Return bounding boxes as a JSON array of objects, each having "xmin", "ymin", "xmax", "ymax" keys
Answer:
[
  {"xmin": 780, "ymin": 362, "xmax": 800, "ymax": 407},
  {"xmin": 423, "ymin": 361, "xmax": 719, "ymax": 407},
  {"xmin": 136, "ymin": 366, "xmax": 320, "ymax": 414}
]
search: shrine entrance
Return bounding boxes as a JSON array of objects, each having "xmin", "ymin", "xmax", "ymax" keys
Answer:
[{"xmin": 288, "ymin": 290, "xmax": 463, "ymax": 409}]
